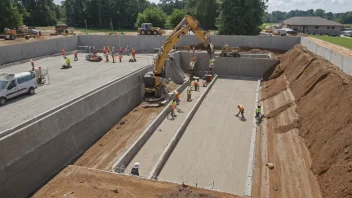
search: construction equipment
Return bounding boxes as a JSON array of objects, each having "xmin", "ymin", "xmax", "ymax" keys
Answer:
[
  {"xmin": 144, "ymin": 15, "xmax": 214, "ymax": 102},
  {"xmin": 4, "ymin": 25, "xmax": 37, "ymax": 40},
  {"xmin": 85, "ymin": 54, "xmax": 103, "ymax": 62},
  {"xmin": 50, "ymin": 24, "xmax": 76, "ymax": 36},
  {"xmin": 138, "ymin": 23, "xmax": 166, "ymax": 35},
  {"xmin": 220, "ymin": 45, "xmax": 240, "ymax": 57}
]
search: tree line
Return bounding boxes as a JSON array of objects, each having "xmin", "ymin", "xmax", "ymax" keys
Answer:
[
  {"xmin": 1, "ymin": 0, "xmax": 267, "ymax": 35},
  {"xmin": 264, "ymin": 9, "xmax": 352, "ymax": 24}
]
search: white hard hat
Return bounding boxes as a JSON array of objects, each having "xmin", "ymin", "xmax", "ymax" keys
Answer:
[{"xmin": 133, "ymin": 162, "xmax": 140, "ymax": 169}]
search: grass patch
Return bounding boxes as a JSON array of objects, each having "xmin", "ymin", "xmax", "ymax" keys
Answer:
[
  {"xmin": 309, "ymin": 35, "xmax": 352, "ymax": 49},
  {"xmin": 76, "ymin": 28, "xmax": 136, "ymax": 34},
  {"xmin": 344, "ymin": 24, "xmax": 352, "ymax": 28}
]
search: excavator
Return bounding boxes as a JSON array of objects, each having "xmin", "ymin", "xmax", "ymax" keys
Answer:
[{"xmin": 144, "ymin": 15, "xmax": 214, "ymax": 102}]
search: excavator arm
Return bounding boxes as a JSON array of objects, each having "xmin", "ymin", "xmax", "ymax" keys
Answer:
[
  {"xmin": 144, "ymin": 15, "xmax": 214, "ymax": 101},
  {"xmin": 153, "ymin": 15, "xmax": 214, "ymax": 76}
]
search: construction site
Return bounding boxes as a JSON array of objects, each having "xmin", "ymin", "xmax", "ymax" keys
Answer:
[{"xmin": 0, "ymin": 16, "xmax": 352, "ymax": 198}]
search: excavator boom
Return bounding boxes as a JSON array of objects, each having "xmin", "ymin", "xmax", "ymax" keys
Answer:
[{"xmin": 144, "ymin": 15, "xmax": 214, "ymax": 102}]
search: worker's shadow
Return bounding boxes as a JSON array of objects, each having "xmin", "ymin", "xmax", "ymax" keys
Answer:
[{"xmin": 235, "ymin": 115, "xmax": 247, "ymax": 122}]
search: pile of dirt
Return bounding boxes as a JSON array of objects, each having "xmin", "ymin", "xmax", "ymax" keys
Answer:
[
  {"xmin": 34, "ymin": 165, "xmax": 239, "ymax": 198},
  {"xmin": 264, "ymin": 44, "xmax": 352, "ymax": 198}
]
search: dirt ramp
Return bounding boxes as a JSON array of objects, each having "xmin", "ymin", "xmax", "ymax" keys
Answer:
[{"xmin": 264, "ymin": 44, "xmax": 352, "ymax": 198}]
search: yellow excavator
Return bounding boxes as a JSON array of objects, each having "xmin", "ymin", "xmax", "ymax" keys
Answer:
[{"xmin": 144, "ymin": 15, "xmax": 214, "ymax": 102}]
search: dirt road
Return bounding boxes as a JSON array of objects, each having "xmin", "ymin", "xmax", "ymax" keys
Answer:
[{"xmin": 33, "ymin": 165, "xmax": 240, "ymax": 198}]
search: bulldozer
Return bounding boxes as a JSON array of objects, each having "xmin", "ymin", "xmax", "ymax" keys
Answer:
[
  {"xmin": 4, "ymin": 25, "xmax": 37, "ymax": 40},
  {"xmin": 138, "ymin": 23, "xmax": 166, "ymax": 35},
  {"xmin": 50, "ymin": 24, "xmax": 76, "ymax": 36},
  {"xmin": 220, "ymin": 45, "xmax": 240, "ymax": 57}
]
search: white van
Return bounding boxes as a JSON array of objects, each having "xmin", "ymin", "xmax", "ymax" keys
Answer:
[{"xmin": 0, "ymin": 72, "xmax": 37, "ymax": 105}]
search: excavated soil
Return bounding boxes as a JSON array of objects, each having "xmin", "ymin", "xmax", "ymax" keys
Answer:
[
  {"xmin": 34, "ymin": 165, "xmax": 240, "ymax": 198},
  {"xmin": 258, "ymin": 44, "xmax": 352, "ymax": 198},
  {"xmin": 74, "ymin": 82, "xmax": 178, "ymax": 170}
]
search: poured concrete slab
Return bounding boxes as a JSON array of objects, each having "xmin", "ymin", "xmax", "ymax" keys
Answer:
[
  {"xmin": 159, "ymin": 78, "xmax": 258, "ymax": 196},
  {"xmin": 0, "ymin": 53, "xmax": 154, "ymax": 133},
  {"xmin": 126, "ymin": 86, "xmax": 205, "ymax": 177}
]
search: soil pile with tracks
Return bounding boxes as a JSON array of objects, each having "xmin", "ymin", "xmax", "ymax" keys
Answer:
[{"xmin": 264, "ymin": 44, "xmax": 352, "ymax": 198}]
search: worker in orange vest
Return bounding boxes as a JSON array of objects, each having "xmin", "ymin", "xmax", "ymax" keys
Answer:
[
  {"xmin": 169, "ymin": 100, "xmax": 176, "ymax": 120},
  {"xmin": 103, "ymin": 46, "xmax": 107, "ymax": 55},
  {"xmin": 74, "ymin": 50, "xmax": 78, "ymax": 61},
  {"xmin": 30, "ymin": 59, "xmax": 35, "ymax": 71},
  {"xmin": 236, "ymin": 104, "xmax": 245, "ymax": 119},
  {"xmin": 132, "ymin": 47, "xmax": 136, "ymax": 60},
  {"xmin": 61, "ymin": 49, "xmax": 65, "ymax": 57},
  {"xmin": 193, "ymin": 80, "xmax": 199, "ymax": 91},
  {"xmin": 174, "ymin": 90, "xmax": 180, "ymax": 104}
]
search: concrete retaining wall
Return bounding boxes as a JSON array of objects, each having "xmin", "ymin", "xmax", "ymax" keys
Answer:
[
  {"xmin": 112, "ymin": 80, "xmax": 189, "ymax": 172},
  {"xmin": 179, "ymin": 52, "xmax": 279, "ymax": 78},
  {"xmin": 0, "ymin": 65, "xmax": 152, "ymax": 198},
  {"xmin": 0, "ymin": 36, "xmax": 78, "ymax": 65},
  {"xmin": 301, "ymin": 37, "xmax": 352, "ymax": 75}
]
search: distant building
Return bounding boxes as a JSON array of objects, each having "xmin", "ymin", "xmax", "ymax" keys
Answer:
[{"xmin": 282, "ymin": 17, "xmax": 343, "ymax": 35}]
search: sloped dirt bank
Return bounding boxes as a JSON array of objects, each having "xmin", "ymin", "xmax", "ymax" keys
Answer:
[{"xmin": 263, "ymin": 44, "xmax": 352, "ymax": 198}]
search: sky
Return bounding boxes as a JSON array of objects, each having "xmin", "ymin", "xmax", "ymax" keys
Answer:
[{"xmin": 54, "ymin": 0, "xmax": 352, "ymax": 13}]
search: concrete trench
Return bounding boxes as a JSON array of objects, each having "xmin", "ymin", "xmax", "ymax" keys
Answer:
[{"xmin": 0, "ymin": 35, "xmax": 307, "ymax": 198}]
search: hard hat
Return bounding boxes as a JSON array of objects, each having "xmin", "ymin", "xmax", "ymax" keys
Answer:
[{"xmin": 133, "ymin": 162, "xmax": 140, "ymax": 169}]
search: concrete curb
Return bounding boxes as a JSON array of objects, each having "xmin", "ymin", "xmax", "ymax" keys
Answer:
[
  {"xmin": 111, "ymin": 80, "xmax": 190, "ymax": 172},
  {"xmin": 148, "ymin": 75, "xmax": 218, "ymax": 179},
  {"xmin": 244, "ymin": 79, "xmax": 261, "ymax": 197},
  {"xmin": 0, "ymin": 64, "xmax": 153, "ymax": 139}
]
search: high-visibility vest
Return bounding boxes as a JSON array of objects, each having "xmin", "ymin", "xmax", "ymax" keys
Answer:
[
  {"xmin": 194, "ymin": 81, "xmax": 197, "ymax": 86},
  {"xmin": 187, "ymin": 89, "xmax": 191, "ymax": 95},
  {"xmin": 170, "ymin": 103, "xmax": 175, "ymax": 110},
  {"xmin": 66, "ymin": 58, "xmax": 70, "ymax": 65},
  {"xmin": 175, "ymin": 91, "xmax": 179, "ymax": 99},
  {"xmin": 172, "ymin": 101, "xmax": 177, "ymax": 106},
  {"xmin": 238, "ymin": 105, "xmax": 244, "ymax": 111},
  {"xmin": 256, "ymin": 108, "xmax": 261, "ymax": 113},
  {"xmin": 61, "ymin": 49, "xmax": 65, "ymax": 55}
]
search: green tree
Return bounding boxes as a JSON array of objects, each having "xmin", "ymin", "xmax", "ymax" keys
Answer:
[
  {"xmin": 135, "ymin": 7, "xmax": 167, "ymax": 28},
  {"xmin": 315, "ymin": 9, "xmax": 326, "ymax": 18},
  {"xmin": 217, "ymin": 0, "xmax": 266, "ymax": 35},
  {"xmin": 185, "ymin": 0, "xmax": 219, "ymax": 30},
  {"xmin": 159, "ymin": 0, "xmax": 184, "ymax": 15},
  {"xmin": 326, "ymin": 12, "xmax": 334, "ymax": 20},
  {"xmin": 0, "ymin": 0, "xmax": 23, "ymax": 31},
  {"xmin": 168, "ymin": 9, "xmax": 185, "ymax": 27}
]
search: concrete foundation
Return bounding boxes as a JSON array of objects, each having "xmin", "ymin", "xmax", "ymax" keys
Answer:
[
  {"xmin": 0, "ymin": 65, "xmax": 152, "ymax": 198},
  {"xmin": 178, "ymin": 51, "xmax": 279, "ymax": 78}
]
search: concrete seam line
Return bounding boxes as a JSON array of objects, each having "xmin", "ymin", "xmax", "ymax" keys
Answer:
[
  {"xmin": 0, "ymin": 64, "xmax": 153, "ymax": 139},
  {"xmin": 148, "ymin": 75, "xmax": 218, "ymax": 179},
  {"xmin": 244, "ymin": 79, "xmax": 261, "ymax": 197},
  {"xmin": 111, "ymin": 80, "xmax": 190, "ymax": 171}
]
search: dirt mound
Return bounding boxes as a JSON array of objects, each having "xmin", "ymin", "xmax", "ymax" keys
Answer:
[
  {"xmin": 264, "ymin": 44, "xmax": 352, "ymax": 198},
  {"xmin": 34, "ymin": 165, "xmax": 239, "ymax": 198}
]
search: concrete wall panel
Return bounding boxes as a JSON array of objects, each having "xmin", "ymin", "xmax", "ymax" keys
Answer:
[{"xmin": 301, "ymin": 37, "xmax": 352, "ymax": 75}]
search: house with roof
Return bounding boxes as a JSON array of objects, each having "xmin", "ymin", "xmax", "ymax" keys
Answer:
[{"xmin": 282, "ymin": 16, "xmax": 344, "ymax": 35}]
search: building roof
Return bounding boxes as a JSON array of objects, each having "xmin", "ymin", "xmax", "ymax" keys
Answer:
[{"xmin": 283, "ymin": 17, "xmax": 343, "ymax": 26}]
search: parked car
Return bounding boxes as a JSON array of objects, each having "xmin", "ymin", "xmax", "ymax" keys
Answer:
[{"xmin": 0, "ymin": 72, "xmax": 37, "ymax": 105}]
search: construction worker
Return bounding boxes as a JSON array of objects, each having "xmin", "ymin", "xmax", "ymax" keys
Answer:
[
  {"xmin": 187, "ymin": 86, "xmax": 192, "ymax": 102},
  {"xmin": 209, "ymin": 59, "xmax": 214, "ymax": 74},
  {"xmin": 30, "ymin": 59, "xmax": 35, "ymax": 71},
  {"xmin": 65, "ymin": 57, "xmax": 71, "ymax": 67},
  {"xmin": 111, "ymin": 47, "xmax": 116, "ymax": 63},
  {"xmin": 125, "ymin": 46, "xmax": 130, "ymax": 56},
  {"xmin": 169, "ymin": 100, "xmax": 176, "ymax": 120},
  {"xmin": 132, "ymin": 47, "xmax": 136, "ymax": 60},
  {"xmin": 93, "ymin": 46, "xmax": 97, "ymax": 54},
  {"xmin": 107, "ymin": 46, "xmax": 111, "ymax": 54},
  {"xmin": 236, "ymin": 104, "xmax": 245, "ymax": 119},
  {"xmin": 174, "ymin": 90, "xmax": 180, "ymax": 104},
  {"xmin": 105, "ymin": 52, "xmax": 109, "ymax": 62},
  {"xmin": 61, "ymin": 49, "xmax": 65, "ymax": 58},
  {"xmin": 120, "ymin": 47, "xmax": 123, "ymax": 54},
  {"xmin": 131, "ymin": 162, "xmax": 140, "ymax": 176},
  {"xmin": 202, "ymin": 80, "xmax": 207, "ymax": 87},
  {"xmin": 103, "ymin": 46, "xmax": 107, "ymax": 55},
  {"xmin": 193, "ymin": 80, "xmax": 199, "ymax": 91},
  {"xmin": 119, "ymin": 52, "xmax": 123, "ymax": 62},
  {"xmin": 74, "ymin": 50, "xmax": 78, "ymax": 61},
  {"xmin": 255, "ymin": 105, "xmax": 262, "ymax": 118}
]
